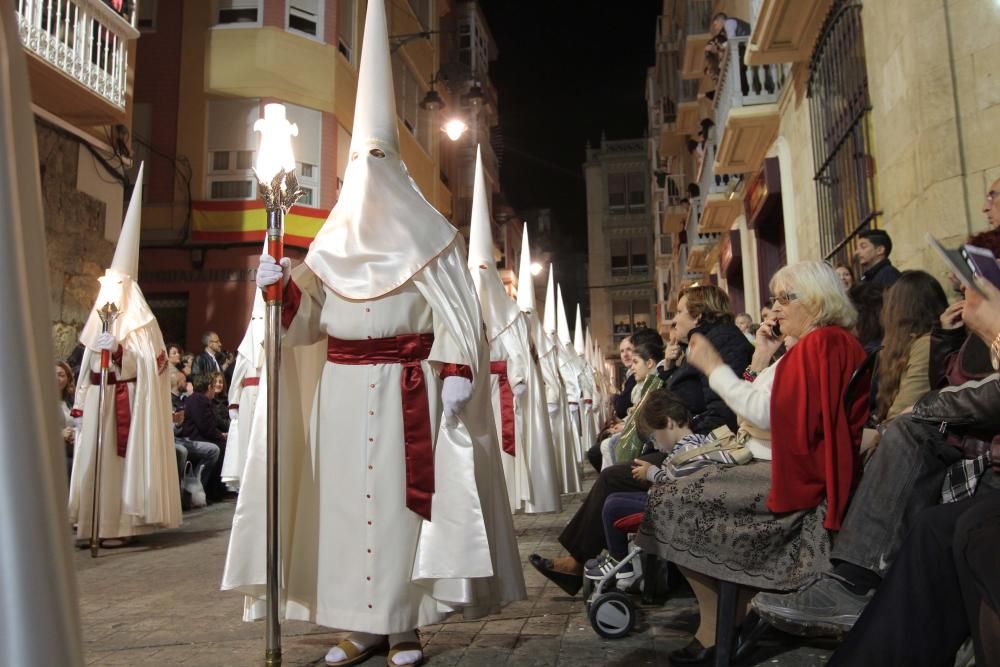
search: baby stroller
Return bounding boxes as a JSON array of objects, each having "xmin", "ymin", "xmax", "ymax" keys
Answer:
[{"xmin": 584, "ymin": 511, "xmax": 647, "ymax": 639}]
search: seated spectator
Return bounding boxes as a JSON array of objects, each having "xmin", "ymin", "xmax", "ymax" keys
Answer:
[
  {"xmin": 56, "ymin": 360, "xmax": 76, "ymax": 480},
  {"xmin": 587, "ymin": 390, "xmax": 707, "ymax": 583},
  {"xmin": 835, "ymin": 263, "xmax": 855, "ymax": 290},
  {"xmin": 930, "ymin": 227, "xmax": 1000, "ymax": 389},
  {"xmin": 179, "ymin": 374, "xmax": 225, "ymax": 501},
  {"xmin": 167, "ymin": 343, "xmax": 183, "ymax": 371},
  {"xmin": 600, "ymin": 330, "xmax": 665, "ymax": 468},
  {"xmin": 170, "ymin": 368, "xmax": 187, "ymax": 413},
  {"xmin": 209, "ymin": 371, "xmax": 231, "ymax": 434},
  {"xmin": 828, "ymin": 274, "xmax": 1000, "ymax": 667},
  {"xmin": 874, "ymin": 271, "xmax": 948, "ymax": 423},
  {"xmin": 180, "ymin": 353, "xmax": 194, "ymax": 377},
  {"xmin": 855, "ymin": 228, "xmax": 901, "ymax": 287},
  {"xmin": 528, "ymin": 285, "xmax": 752, "ymax": 595},
  {"xmin": 849, "ymin": 282, "xmax": 886, "ymax": 355},
  {"xmin": 735, "ymin": 312, "xmax": 754, "ymax": 343},
  {"xmin": 611, "ymin": 336, "xmax": 637, "ymax": 419},
  {"xmin": 636, "ymin": 261, "xmax": 868, "ymax": 663}
]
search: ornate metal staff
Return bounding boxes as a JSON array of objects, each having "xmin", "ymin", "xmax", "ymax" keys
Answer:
[
  {"xmin": 253, "ymin": 104, "xmax": 302, "ymax": 667},
  {"xmin": 90, "ymin": 301, "xmax": 119, "ymax": 558}
]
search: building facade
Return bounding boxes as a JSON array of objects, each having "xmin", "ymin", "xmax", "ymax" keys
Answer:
[
  {"xmin": 649, "ymin": 0, "xmax": 1000, "ymax": 320},
  {"xmin": 16, "ymin": 0, "xmax": 143, "ymax": 357},
  {"xmin": 584, "ymin": 137, "xmax": 656, "ymax": 377},
  {"xmin": 129, "ymin": 0, "xmax": 510, "ymax": 351}
]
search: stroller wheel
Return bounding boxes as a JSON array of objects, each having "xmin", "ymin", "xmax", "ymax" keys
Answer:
[{"xmin": 588, "ymin": 591, "xmax": 636, "ymax": 639}]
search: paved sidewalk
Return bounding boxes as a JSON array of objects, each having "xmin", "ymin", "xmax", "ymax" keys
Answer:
[{"xmin": 75, "ymin": 474, "xmax": 836, "ymax": 666}]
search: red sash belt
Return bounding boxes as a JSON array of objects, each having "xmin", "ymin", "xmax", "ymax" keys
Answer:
[
  {"xmin": 241, "ymin": 376, "xmax": 260, "ymax": 388},
  {"xmin": 327, "ymin": 333, "xmax": 436, "ymax": 521},
  {"xmin": 90, "ymin": 372, "xmax": 135, "ymax": 458},
  {"xmin": 490, "ymin": 360, "xmax": 516, "ymax": 457}
]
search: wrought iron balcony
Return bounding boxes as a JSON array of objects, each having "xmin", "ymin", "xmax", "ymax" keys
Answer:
[{"xmin": 15, "ymin": 0, "xmax": 139, "ymax": 110}]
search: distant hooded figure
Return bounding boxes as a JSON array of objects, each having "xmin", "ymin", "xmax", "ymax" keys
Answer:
[
  {"xmin": 222, "ymin": 2, "xmax": 524, "ymax": 665},
  {"xmin": 69, "ymin": 163, "xmax": 182, "ymax": 542}
]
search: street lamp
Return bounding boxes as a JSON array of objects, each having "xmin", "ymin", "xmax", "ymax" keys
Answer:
[
  {"xmin": 444, "ymin": 118, "xmax": 468, "ymax": 141},
  {"xmin": 530, "ymin": 262, "xmax": 543, "ymax": 276},
  {"xmin": 252, "ymin": 102, "xmax": 304, "ymax": 667}
]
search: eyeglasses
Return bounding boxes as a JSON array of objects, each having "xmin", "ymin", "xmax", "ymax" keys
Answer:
[{"xmin": 768, "ymin": 292, "xmax": 799, "ymax": 306}]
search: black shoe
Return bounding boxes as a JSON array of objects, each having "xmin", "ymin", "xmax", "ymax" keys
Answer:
[
  {"xmin": 668, "ymin": 638, "xmax": 715, "ymax": 665},
  {"xmin": 528, "ymin": 554, "xmax": 583, "ymax": 596}
]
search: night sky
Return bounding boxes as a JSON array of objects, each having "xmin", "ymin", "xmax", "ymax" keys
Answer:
[{"xmin": 480, "ymin": 2, "xmax": 661, "ymax": 255}]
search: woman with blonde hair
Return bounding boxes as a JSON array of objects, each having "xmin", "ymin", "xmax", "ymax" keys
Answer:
[{"xmin": 637, "ymin": 261, "xmax": 870, "ymax": 663}]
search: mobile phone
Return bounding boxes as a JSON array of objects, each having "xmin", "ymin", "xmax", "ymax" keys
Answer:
[
  {"xmin": 771, "ymin": 320, "xmax": 781, "ymax": 337},
  {"xmin": 928, "ymin": 234, "xmax": 980, "ymax": 294},
  {"xmin": 961, "ymin": 245, "xmax": 1000, "ymax": 289}
]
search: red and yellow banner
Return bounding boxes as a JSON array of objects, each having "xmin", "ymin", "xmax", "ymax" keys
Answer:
[{"xmin": 191, "ymin": 200, "xmax": 329, "ymax": 249}]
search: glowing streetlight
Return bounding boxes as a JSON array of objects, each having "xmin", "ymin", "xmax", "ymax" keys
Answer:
[
  {"xmin": 530, "ymin": 262, "xmax": 543, "ymax": 276},
  {"xmin": 444, "ymin": 118, "xmax": 468, "ymax": 141}
]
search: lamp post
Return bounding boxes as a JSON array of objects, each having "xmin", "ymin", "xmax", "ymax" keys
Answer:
[{"xmin": 252, "ymin": 103, "xmax": 304, "ymax": 667}]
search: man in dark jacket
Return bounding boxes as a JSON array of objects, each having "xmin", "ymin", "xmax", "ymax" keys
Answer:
[
  {"xmin": 530, "ymin": 286, "xmax": 752, "ymax": 593},
  {"xmin": 855, "ymin": 229, "xmax": 901, "ymax": 288}
]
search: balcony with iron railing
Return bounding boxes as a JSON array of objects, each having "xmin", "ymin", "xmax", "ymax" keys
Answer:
[
  {"xmin": 713, "ymin": 34, "xmax": 788, "ymax": 175},
  {"xmin": 681, "ymin": 0, "xmax": 713, "ymax": 79},
  {"xmin": 656, "ymin": 13, "xmax": 682, "ymax": 52},
  {"xmin": 746, "ymin": 0, "xmax": 834, "ymax": 66},
  {"xmin": 15, "ymin": 0, "xmax": 139, "ymax": 125},
  {"xmin": 660, "ymin": 172, "xmax": 689, "ymax": 234}
]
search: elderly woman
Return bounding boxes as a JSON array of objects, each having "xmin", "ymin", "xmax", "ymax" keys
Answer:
[{"xmin": 636, "ymin": 261, "xmax": 870, "ymax": 664}]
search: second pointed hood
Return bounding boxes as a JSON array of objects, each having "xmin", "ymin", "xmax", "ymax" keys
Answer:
[
  {"xmin": 543, "ymin": 265, "xmax": 556, "ymax": 334},
  {"xmin": 80, "ymin": 164, "xmax": 157, "ymax": 348},
  {"xmin": 237, "ymin": 237, "xmax": 268, "ymax": 364},
  {"xmin": 467, "ymin": 145, "xmax": 519, "ymax": 339},
  {"xmin": 305, "ymin": 0, "xmax": 456, "ymax": 300},
  {"xmin": 556, "ymin": 285, "xmax": 572, "ymax": 347},
  {"xmin": 574, "ymin": 304, "xmax": 585, "ymax": 356},
  {"xmin": 516, "ymin": 225, "xmax": 535, "ymax": 312}
]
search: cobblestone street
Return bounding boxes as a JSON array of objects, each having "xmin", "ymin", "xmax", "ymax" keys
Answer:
[{"xmin": 76, "ymin": 473, "xmax": 836, "ymax": 666}]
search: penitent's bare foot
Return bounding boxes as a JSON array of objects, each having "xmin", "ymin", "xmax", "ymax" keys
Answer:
[{"xmin": 551, "ymin": 556, "xmax": 583, "ymax": 575}]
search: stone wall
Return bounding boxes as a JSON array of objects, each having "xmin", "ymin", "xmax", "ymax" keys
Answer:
[
  {"xmin": 862, "ymin": 0, "xmax": 1000, "ymax": 272},
  {"xmin": 37, "ymin": 122, "xmax": 114, "ymax": 359}
]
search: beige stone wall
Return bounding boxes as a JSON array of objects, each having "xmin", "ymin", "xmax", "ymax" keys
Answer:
[
  {"xmin": 862, "ymin": 0, "xmax": 1000, "ymax": 275},
  {"xmin": 38, "ymin": 122, "xmax": 114, "ymax": 359}
]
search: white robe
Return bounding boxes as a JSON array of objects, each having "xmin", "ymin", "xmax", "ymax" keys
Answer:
[
  {"xmin": 553, "ymin": 339, "xmax": 586, "ymax": 464},
  {"xmin": 68, "ymin": 325, "xmax": 181, "ymax": 538},
  {"xmin": 222, "ymin": 243, "xmax": 524, "ymax": 633},
  {"xmin": 220, "ymin": 328, "xmax": 263, "ymax": 490},
  {"xmin": 528, "ymin": 315, "xmax": 581, "ymax": 495}
]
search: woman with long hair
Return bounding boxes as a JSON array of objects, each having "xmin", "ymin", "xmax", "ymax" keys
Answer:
[
  {"xmin": 875, "ymin": 271, "xmax": 949, "ymax": 423},
  {"xmin": 56, "ymin": 360, "xmax": 76, "ymax": 480}
]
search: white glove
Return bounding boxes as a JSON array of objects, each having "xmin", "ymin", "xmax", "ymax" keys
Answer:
[
  {"xmin": 228, "ymin": 409, "xmax": 238, "ymax": 421},
  {"xmin": 73, "ymin": 415, "xmax": 83, "ymax": 430},
  {"xmin": 256, "ymin": 254, "xmax": 291, "ymax": 289},
  {"xmin": 547, "ymin": 402, "xmax": 558, "ymax": 415},
  {"xmin": 95, "ymin": 332, "xmax": 117, "ymax": 352},
  {"xmin": 441, "ymin": 376, "xmax": 473, "ymax": 429},
  {"xmin": 512, "ymin": 382, "xmax": 527, "ymax": 399}
]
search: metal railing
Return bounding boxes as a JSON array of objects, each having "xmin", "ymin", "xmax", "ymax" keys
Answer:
[
  {"xmin": 678, "ymin": 77, "xmax": 699, "ymax": 103},
  {"xmin": 713, "ymin": 35, "xmax": 788, "ymax": 140},
  {"xmin": 697, "ymin": 126, "xmax": 731, "ymax": 196},
  {"xmin": 15, "ymin": 0, "xmax": 138, "ymax": 109}
]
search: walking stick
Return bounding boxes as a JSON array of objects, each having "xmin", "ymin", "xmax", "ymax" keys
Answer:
[
  {"xmin": 256, "ymin": 147, "xmax": 303, "ymax": 667},
  {"xmin": 90, "ymin": 302, "xmax": 119, "ymax": 558}
]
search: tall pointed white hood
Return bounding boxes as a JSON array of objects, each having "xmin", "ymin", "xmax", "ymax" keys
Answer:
[
  {"xmin": 574, "ymin": 304, "xmax": 585, "ymax": 356},
  {"xmin": 543, "ymin": 265, "xmax": 556, "ymax": 334},
  {"xmin": 516, "ymin": 225, "xmax": 535, "ymax": 312},
  {"xmin": 556, "ymin": 285, "xmax": 572, "ymax": 346},
  {"xmin": 585, "ymin": 327, "xmax": 594, "ymax": 366},
  {"xmin": 237, "ymin": 237, "xmax": 268, "ymax": 363},
  {"xmin": 80, "ymin": 163, "xmax": 156, "ymax": 347},
  {"xmin": 0, "ymin": 0, "xmax": 84, "ymax": 661},
  {"xmin": 467, "ymin": 145, "xmax": 519, "ymax": 338},
  {"xmin": 305, "ymin": 0, "xmax": 456, "ymax": 299}
]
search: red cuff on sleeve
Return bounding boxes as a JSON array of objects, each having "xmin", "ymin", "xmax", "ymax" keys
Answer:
[
  {"xmin": 228, "ymin": 404, "xmax": 239, "ymax": 410},
  {"xmin": 70, "ymin": 409, "xmax": 83, "ymax": 418},
  {"xmin": 111, "ymin": 344, "xmax": 123, "ymax": 365},
  {"xmin": 440, "ymin": 363, "xmax": 473, "ymax": 380},
  {"xmin": 281, "ymin": 279, "xmax": 302, "ymax": 330}
]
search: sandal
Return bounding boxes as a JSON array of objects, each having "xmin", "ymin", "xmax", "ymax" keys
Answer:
[
  {"xmin": 325, "ymin": 639, "xmax": 385, "ymax": 666},
  {"xmin": 386, "ymin": 641, "xmax": 423, "ymax": 667}
]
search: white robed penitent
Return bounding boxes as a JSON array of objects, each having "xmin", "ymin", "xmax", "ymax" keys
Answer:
[
  {"xmin": 0, "ymin": 2, "xmax": 83, "ymax": 660},
  {"xmin": 222, "ymin": 0, "xmax": 524, "ymax": 634},
  {"xmin": 467, "ymin": 147, "xmax": 560, "ymax": 514},
  {"xmin": 68, "ymin": 163, "xmax": 182, "ymax": 539}
]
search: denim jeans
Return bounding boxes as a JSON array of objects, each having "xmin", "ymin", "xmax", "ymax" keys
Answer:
[
  {"xmin": 176, "ymin": 438, "xmax": 220, "ymax": 494},
  {"xmin": 831, "ymin": 415, "xmax": 963, "ymax": 575}
]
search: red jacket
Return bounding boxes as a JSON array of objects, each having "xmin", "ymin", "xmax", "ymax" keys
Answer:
[{"xmin": 768, "ymin": 326, "xmax": 869, "ymax": 530}]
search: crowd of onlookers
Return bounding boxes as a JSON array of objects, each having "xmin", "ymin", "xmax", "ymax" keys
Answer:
[
  {"xmin": 529, "ymin": 178, "xmax": 1000, "ymax": 666},
  {"xmin": 57, "ymin": 330, "xmax": 240, "ymax": 509}
]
